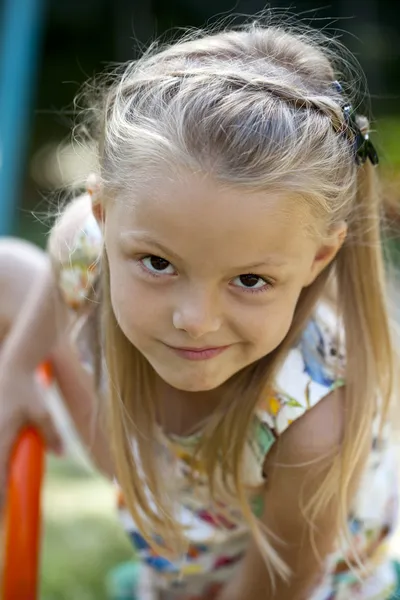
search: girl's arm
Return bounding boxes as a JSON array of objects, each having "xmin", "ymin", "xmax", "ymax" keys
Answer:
[
  {"xmin": 0, "ymin": 196, "xmax": 113, "ymax": 482},
  {"xmin": 218, "ymin": 388, "xmax": 359, "ymax": 600},
  {"xmin": 0, "ymin": 256, "xmax": 68, "ymax": 372},
  {"xmin": 46, "ymin": 195, "xmax": 113, "ymax": 477},
  {"xmin": 0, "ymin": 246, "xmax": 68, "ymax": 505},
  {"xmin": 0, "ymin": 194, "xmax": 93, "ymax": 371}
]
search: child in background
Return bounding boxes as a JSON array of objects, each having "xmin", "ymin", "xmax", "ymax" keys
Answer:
[{"xmin": 0, "ymin": 19, "xmax": 399, "ymax": 600}]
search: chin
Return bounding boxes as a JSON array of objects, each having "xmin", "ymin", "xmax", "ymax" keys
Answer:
[{"xmin": 156, "ymin": 367, "xmax": 228, "ymax": 393}]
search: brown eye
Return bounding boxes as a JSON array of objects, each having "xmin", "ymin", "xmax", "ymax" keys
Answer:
[
  {"xmin": 231, "ymin": 273, "xmax": 273, "ymax": 293},
  {"xmin": 149, "ymin": 256, "xmax": 170, "ymax": 270},
  {"xmin": 239, "ymin": 274, "xmax": 263, "ymax": 288},
  {"xmin": 141, "ymin": 255, "xmax": 176, "ymax": 275},
  {"xmin": 231, "ymin": 273, "xmax": 272, "ymax": 293}
]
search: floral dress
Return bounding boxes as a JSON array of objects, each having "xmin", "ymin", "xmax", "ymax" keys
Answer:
[{"xmin": 57, "ymin": 207, "xmax": 399, "ymax": 600}]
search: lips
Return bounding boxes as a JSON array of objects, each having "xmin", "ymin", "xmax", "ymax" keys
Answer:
[
  {"xmin": 173, "ymin": 346, "xmax": 222, "ymax": 352},
  {"xmin": 165, "ymin": 344, "xmax": 231, "ymax": 361}
]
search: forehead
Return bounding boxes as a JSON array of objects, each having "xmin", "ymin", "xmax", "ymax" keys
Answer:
[{"xmin": 107, "ymin": 171, "xmax": 316, "ymax": 264}]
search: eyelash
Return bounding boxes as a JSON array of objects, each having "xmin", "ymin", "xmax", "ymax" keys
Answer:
[
  {"xmin": 137, "ymin": 255, "xmax": 274, "ymax": 294},
  {"xmin": 237, "ymin": 279, "xmax": 273, "ymax": 294},
  {"xmin": 138, "ymin": 256, "xmax": 176, "ymax": 279}
]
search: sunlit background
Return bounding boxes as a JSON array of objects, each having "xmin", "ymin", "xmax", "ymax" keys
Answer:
[{"xmin": 1, "ymin": 0, "xmax": 400, "ymax": 598}]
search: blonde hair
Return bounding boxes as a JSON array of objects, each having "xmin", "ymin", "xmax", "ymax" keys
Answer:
[{"xmin": 80, "ymin": 20, "xmax": 396, "ymax": 580}]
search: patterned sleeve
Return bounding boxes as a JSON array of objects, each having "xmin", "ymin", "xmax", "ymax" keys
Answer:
[
  {"xmin": 57, "ymin": 211, "xmax": 103, "ymax": 312},
  {"xmin": 256, "ymin": 302, "xmax": 346, "ymax": 438}
]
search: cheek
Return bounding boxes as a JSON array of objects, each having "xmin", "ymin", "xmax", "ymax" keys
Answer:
[
  {"xmin": 242, "ymin": 292, "xmax": 300, "ymax": 353},
  {"xmin": 108, "ymin": 263, "xmax": 172, "ymax": 348},
  {"xmin": 108, "ymin": 262, "xmax": 152, "ymax": 339}
]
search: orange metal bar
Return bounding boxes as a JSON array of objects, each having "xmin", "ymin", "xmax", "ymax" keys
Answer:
[
  {"xmin": 1, "ymin": 364, "xmax": 51, "ymax": 600},
  {"xmin": 2, "ymin": 428, "xmax": 45, "ymax": 599}
]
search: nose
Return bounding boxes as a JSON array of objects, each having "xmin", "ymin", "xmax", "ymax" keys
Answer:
[{"xmin": 172, "ymin": 287, "xmax": 221, "ymax": 339}]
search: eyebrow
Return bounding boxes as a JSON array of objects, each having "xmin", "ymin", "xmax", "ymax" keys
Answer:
[
  {"xmin": 120, "ymin": 232, "xmax": 289, "ymax": 269},
  {"xmin": 120, "ymin": 232, "xmax": 183, "ymax": 262}
]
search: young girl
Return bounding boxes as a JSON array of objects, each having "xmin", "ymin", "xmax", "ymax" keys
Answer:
[{"xmin": 0, "ymin": 20, "xmax": 399, "ymax": 600}]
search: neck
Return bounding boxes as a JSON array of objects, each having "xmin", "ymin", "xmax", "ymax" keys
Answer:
[{"xmin": 154, "ymin": 375, "xmax": 226, "ymax": 437}]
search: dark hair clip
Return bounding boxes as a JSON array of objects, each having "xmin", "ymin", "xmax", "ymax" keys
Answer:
[
  {"xmin": 342, "ymin": 104, "xmax": 379, "ymax": 166},
  {"xmin": 332, "ymin": 81, "xmax": 379, "ymax": 166},
  {"xmin": 332, "ymin": 80, "xmax": 343, "ymax": 94}
]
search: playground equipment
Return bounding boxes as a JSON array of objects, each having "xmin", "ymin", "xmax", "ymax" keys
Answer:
[
  {"xmin": 1, "ymin": 365, "xmax": 51, "ymax": 600},
  {"xmin": 0, "ymin": 0, "xmax": 46, "ymax": 236}
]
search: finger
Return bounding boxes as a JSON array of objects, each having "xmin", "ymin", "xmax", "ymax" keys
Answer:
[
  {"xmin": 0, "ymin": 415, "xmax": 22, "ymax": 509},
  {"xmin": 32, "ymin": 409, "xmax": 64, "ymax": 455}
]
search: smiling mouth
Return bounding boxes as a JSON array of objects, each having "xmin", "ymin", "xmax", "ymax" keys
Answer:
[{"xmin": 165, "ymin": 344, "xmax": 231, "ymax": 361}]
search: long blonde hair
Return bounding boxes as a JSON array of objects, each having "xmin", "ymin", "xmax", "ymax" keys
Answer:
[{"xmin": 82, "ymin": 20, "xmax": 396, "ymax": 578}]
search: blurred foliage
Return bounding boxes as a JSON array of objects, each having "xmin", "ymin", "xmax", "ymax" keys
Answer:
[
  {"xmin": 379, "ymin": 118, "xmax": 400, "ymax": 167},
  {"xmin": 379, "ymin": 119, "xmax": 400, "ymax": 253},
  {"xmin": 41, "ymin": 517, "xmax": 132, "ymax": 600},
  {"xmin": 40, "ymin": 457, "xmax": 133, "ymax": 600}
]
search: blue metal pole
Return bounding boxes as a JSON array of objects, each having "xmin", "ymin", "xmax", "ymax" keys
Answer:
[{"xmin": 0, "ymin": 0, "xmax": 46, "ymax": 236}]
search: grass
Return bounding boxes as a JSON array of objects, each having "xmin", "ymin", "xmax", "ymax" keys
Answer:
[{"xmin": 39, "ymin": 457, "xmax": 134, "ymax": 600}]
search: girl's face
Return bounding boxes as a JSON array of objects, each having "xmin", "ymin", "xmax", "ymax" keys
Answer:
[{"xmin": 104, "ymin": 171, "xmax": 343, "ymax": 392}]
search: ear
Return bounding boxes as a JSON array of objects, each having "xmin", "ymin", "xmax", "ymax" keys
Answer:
[
  {"xmin": 92, "ymin": 201, "xmax": 104, "ymax": 224},
  {"xmin": 86, "ymin": 173, "xmax": 104, "ymax": 224},
  {"xmin": 305, "ymin": 222, "xmax": 347, "ymax": 286}
]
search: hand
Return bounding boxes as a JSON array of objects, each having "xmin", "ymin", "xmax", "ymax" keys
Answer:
[{"xmin": 0, "ymin": 366, "xmax": 63, "ymax": 508}]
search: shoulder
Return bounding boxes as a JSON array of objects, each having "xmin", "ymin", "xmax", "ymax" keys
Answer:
[
  {"xmin": 48, "ymin": 194, "xmax": 103, "ymax": 311},
  {"xmin": 262, "ymin": 387, "xmax": 345, "ymax": 509},
  {"xmin": 256, "ymin": 301, "xmax": 346, "ymax": 439},
  {"xmin": 48, "ymin": 194, "xmax": 91, "ymax": 258},
  {"xmin": 272, "ymin": 386, "xmax": 345, "ymax": 463}
]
